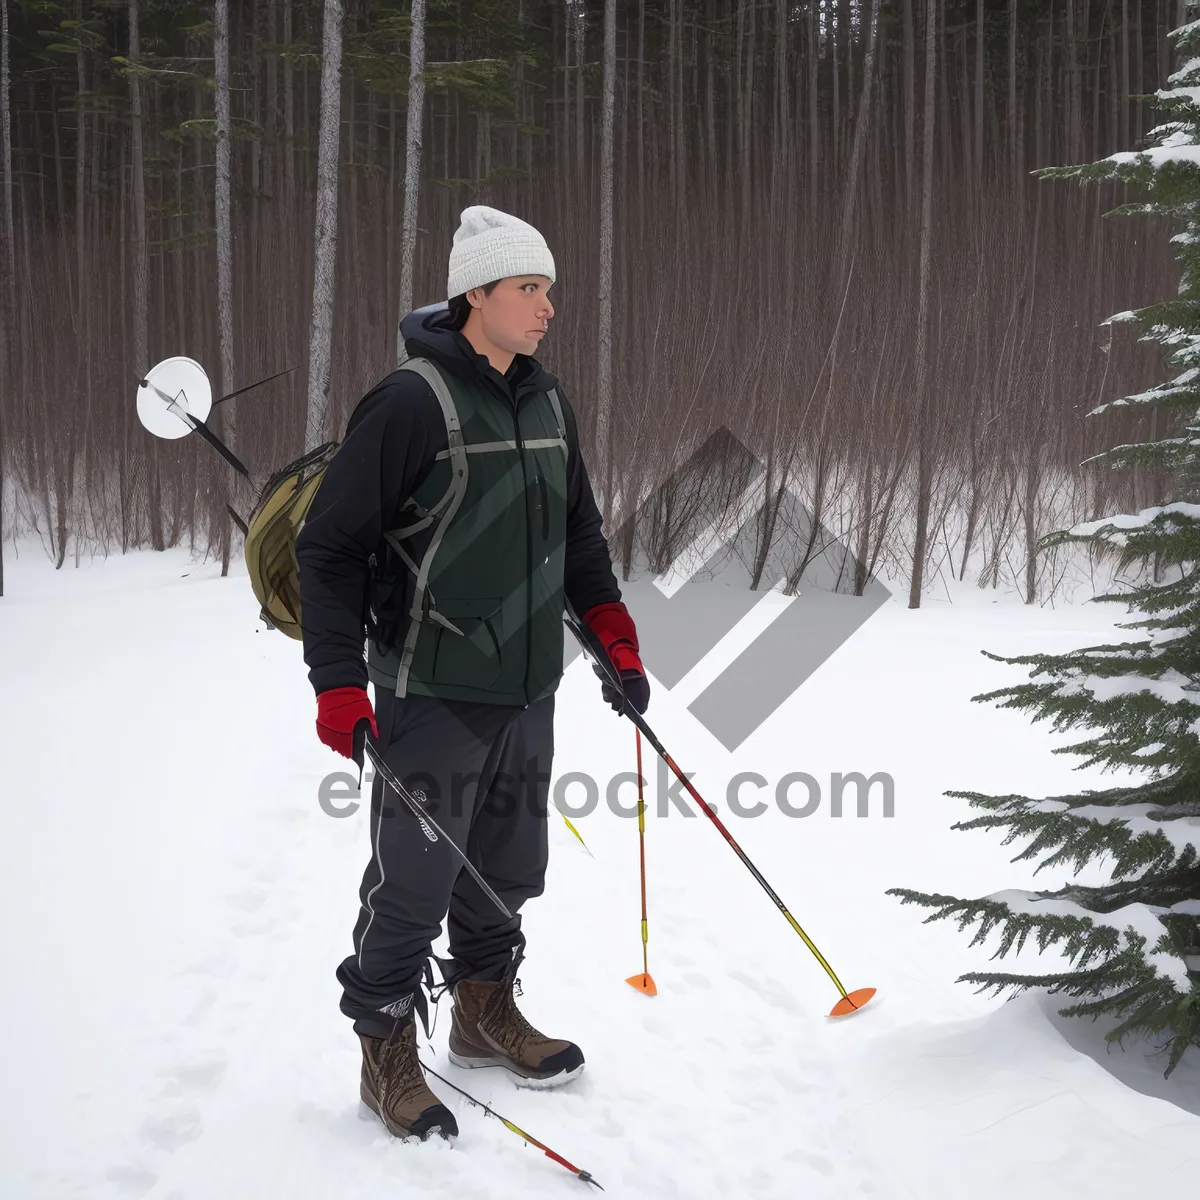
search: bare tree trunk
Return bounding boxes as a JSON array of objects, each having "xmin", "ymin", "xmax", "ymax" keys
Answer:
[
  {"xmin": 129, "ymin": 0, "xmax": 163, "ymax": 551},
  {"xmin": 283, "ymin": 0, "xmax": 295, "ymax": 193},
  {"xmin": 73, "ymin": 1, "xmax": 86, "ymax": 328},
  {"xmin": 0, "ymin": 0, "xmax": 11, "ymax": 597},
  {"xmin": 837, "ymin": 0, "xmax": 881, "ymax": 281},
  {"xmin": 740, "ymin": 0, "xmax": 756, "ymax": 234},
  {"xmin": 902, "ymin": 0, "xmax": 915, "ymax": 207},
  {"xmin": 265, "ymin": 0, "xmax": 278, "ymax": 199},
  {"xmin": 214, "ymin": 0, "xmax": 238, "ymax": 573},
  {"xmin": 975, "ymin": 0, "xmax": 984, "ymax": 179},
  {"xmin": 772, "ymin": 0, "xmax": 787, "ymax": 191},
  {"xmin": 672, "ymin": 0, "xmax": 684, "ymax": 219},
  {"xmin": 1008, "ymin": 0, "xmax": 1019, "ymax": 182},
  {"xmin": 908, "ymin": 0, "xmax": 938, "ymax": 609},
  {"xmin": 597, "ymin": 0, "xmax": 616, "ymax": 525},
  {"xmin": 396, "ymin": 0, "xmax": 425, "ymax": 354},
  {"xmin": 558, "ymin": 3, "xmax": 569, "ymax": 178},
  {"xmin": 74, "ymin": 1, "xmax": 94, "ymax": 554},
  {"xmin": 637, "ymin": 0, "xmax": 645, "ymax": 247},
  {"xmin": 305, "ymin": 0, "xmax": 344, "ymax": 449},
  {"xmin": 703, "ymin": 0, "xmax": 715, "ymax": 177},
  {"xmin": 1066, "ymin": 0, "xmax": 1079, "ymax": 161},
  {"xmin": 575, "ymin": 0, "xmax": 586, "ymax": 186},
  {"xmin": 1120, "ymin": 0, "xmax": 1129, "ymax": 149},
  {"xmin": 212, "ymin": 7, "xmax": 237, "ymax": 565},
  {"xmin": 807, "ymin": 1, "xmax": 818, "ymax": 211},
  {"xmin": 830, "ymin": 0, "xmax": 840, "ymax": 176}
]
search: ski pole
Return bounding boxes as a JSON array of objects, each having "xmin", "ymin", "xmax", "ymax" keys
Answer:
[
  {"xmin": 362, "ymin": 736, "xmax": 514, "ymax": 922},
  {"xmin": 625, "ymin": 725, "xmax": 656, "ymax": 996},
  {"xmin": 420, "ymin": 1059, "xmax": 603, "ymax": 1189},
  {"xmin": 209, "ymin": 364, "xmax": 296, "ymax": 408},
  {"xmin": 559, "ymin": 809, "xmax": 595, "ymax": 857},
  {"xmin": 565, "ymin": 612, "xmax": 876, "ymax": 1018}
]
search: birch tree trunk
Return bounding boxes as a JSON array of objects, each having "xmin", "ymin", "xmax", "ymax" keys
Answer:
[
  {"xmin": 597, "ymin": 0, "xmax": 616, "ymax": 526},
  {"xmin": 396, "ymin": 0, "xmax": 425, "ymax": 358},
  {"xmin": 908, "ymin": 0, "xmax": 938, "ymax": 608},
  {"xmin": 214, "ymin": 0, "xmax": 236, "ymax": 571},
  {"xmin": 305, "ymin": 0, "xmax": 344, "ymax": 449}
]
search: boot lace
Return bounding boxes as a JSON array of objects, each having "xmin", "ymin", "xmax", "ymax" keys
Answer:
[
  {"xmin": 378, "ymin": 1023, "xmax": 432, "ymax": 1112},
  {"xmin": 484, "ymin": 974, "xmax": 542, "ymax": 1052}
]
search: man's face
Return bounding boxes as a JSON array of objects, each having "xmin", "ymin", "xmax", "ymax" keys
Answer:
[{"xmin": 468, "ymin": 275, "xmax": 554, "ymax": 357}]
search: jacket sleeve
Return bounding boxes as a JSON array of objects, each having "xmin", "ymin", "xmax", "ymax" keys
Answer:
[
  {"xmin": 295, "ymin": 376, "xmax": 445, "ymax": 696},
  {"xmin": 558, "ymin": 385, "xmax": 622, "ymax": 620}
]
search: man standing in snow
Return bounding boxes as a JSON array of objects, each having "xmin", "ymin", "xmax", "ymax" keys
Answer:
[{"xmin": 296, "ymin": 206, "xmax": 650, "ymax": 1142}]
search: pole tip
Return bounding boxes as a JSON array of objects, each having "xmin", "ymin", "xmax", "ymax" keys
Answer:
[
  {"xmin": 829, "ymin": 987, "xmax": 877, "ymax": 1017},
  {"xmin": 625, "ymin": 973, "xmax": 657, "ymax": 996}
]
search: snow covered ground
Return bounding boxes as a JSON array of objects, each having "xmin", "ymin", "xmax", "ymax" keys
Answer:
[{"xmin": 2, "ymin": 542, "xmax": 1198, "ymax": 1199}]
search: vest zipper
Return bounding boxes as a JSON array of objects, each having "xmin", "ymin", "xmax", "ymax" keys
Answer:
[{"xmin": 535, "ymin": 469, "xmax": 549, "ymax": 540}]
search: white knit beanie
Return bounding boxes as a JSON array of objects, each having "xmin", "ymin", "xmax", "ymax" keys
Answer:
[{"xmin": 446, "ymin": 205, "xmax": 556, "ymax": 299}]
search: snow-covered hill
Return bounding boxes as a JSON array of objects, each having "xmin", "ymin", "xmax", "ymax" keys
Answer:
[{"xmin": 2, "ymin": 545, "xmax": 1197, "ymax": 1199}]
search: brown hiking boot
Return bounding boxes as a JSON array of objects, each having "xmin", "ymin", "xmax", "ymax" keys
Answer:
[
  {"xmin": 447, "ymin": 970, "xmax": 585, "ymax": 1088},
  {"xmin": 358, "ymin": 1020, "xmax": 458, "ymax": 1141}
]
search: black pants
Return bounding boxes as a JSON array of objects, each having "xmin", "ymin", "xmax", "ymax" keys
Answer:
[{"xmin": 338, "ymin": 686, "xmax": 554, "ymax": 1038}]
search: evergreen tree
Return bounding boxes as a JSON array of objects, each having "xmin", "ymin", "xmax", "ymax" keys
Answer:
[{"xmin": 888, "ymin": 18, "xmax": 1200, "ymax": 1076}]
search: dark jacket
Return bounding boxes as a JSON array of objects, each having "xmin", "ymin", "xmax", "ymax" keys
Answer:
[{"xmin": 295, "ymin": 302, "xmax": 621, "ymax": 699}]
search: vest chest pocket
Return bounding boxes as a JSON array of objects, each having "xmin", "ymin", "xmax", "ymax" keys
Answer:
[{"xmin": 430, "ymin": 596, "xmax": 505, "ymax": 686}]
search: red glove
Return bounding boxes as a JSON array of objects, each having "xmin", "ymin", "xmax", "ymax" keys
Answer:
[
  {"xmin": 583, "ymin": 602, "xmax": 643, "ymax": 671},
  {"xmin": 583, "ymin": 602, "xmax": 650, "ymax": 715},
  {"xmin": 316, "ymin": 686, "xmax": 378, "ymax": 762}
]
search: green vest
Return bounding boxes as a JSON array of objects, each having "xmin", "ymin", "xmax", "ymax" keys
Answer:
[{"xmin": 366, "ymin": 356, "xmax": 570, "ymax": 707}]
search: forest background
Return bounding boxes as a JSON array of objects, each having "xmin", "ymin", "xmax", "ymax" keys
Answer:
[{"xmin": 0, "ymin": 0, "xmax": 1188, "ymax": 603}]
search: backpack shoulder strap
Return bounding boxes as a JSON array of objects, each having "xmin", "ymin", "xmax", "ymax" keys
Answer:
[
  {"xmin": 384, "ymin": 357, "xmax": 468, "ymax": 543},
  {"xmin": 386, "ymin": 356, "xmax": 470, "ymax": 697},
  {"xmin": 546, "ymin": 386, "xmax": 566, "ymax": 444}
]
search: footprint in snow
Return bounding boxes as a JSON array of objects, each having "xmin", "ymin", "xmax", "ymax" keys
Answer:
[
  {"xmin": 728, "ymin": 968, "xmax": 798, "ymax": 1012},
  {"xmin": 140, "ymin": 1107, "xmax": 203, "ymax": 1152},
  {"xmin": 640, "ymin": 1013, "xmax": 675, "ymax": 1040},
  {"xmin": 225, "ymin": 887, "xmax": 267, "ymax": 913},
  {"xmin": 162, "ymin": 1055, "xmax": 228, "ymax": 1095},
  {"xmin": 104, "ymin": 1164, "xmax": 158, "ymax": 1196},
  {"xmin": 782, "ymin": 1147, "xmax": 836, "ymax": 1176},
  {"xmin": 595, "ymin": 1107, "xmax": 625, "ymax": 1138}
]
